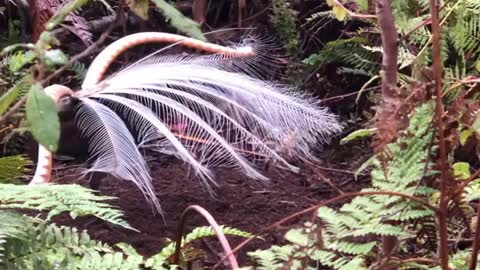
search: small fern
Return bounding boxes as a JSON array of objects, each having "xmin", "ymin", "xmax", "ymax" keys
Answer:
[
  {"xmin": 70, "ymin": 61, "xmax": 86, "ymax": 82},
  {"xmin": 145, "ymin": 225, "xmax": 254, "ymax": 268},
  {"xmin": 0, "ymin": 74, "xmax": 32, "ymax": 116},
  {"xmin": 303, "ymin": 37, "xmax": 381, "ymax": 76},
  {"xmin": 0, "ymin": 184, "xmax": 132, "ymax": 228},
  {"xmin": 0, "ymin": 155, "xmax": 32, "ymax": 184},
  {"xmin": 7, "ymin": 51, "xmax": 36, "ymax": 73},
  {"xmin": 271, "ymin": 0, "xmax": 300, "ymax": 56}
]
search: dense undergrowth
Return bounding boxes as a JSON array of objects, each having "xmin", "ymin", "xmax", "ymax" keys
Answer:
[{"xmin": 2, "ymin": 0, "xmax": 480, "ymax": 269}]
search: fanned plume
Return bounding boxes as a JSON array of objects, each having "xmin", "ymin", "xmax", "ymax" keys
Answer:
[
  {"xmin": 74, "ymin": 45, "xmax": 343, "ymax": 212},
  {"xmin": 74, "ymin": 98, "xmax": 161, "ymax": 212}
]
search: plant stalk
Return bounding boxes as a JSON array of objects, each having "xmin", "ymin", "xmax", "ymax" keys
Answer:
[
  {"xmin": 429, "ymin": 0, "xmax": 450, "ymax": 268},
  {"xmin": 375, "ymin": 0, "xmax": 400, "ymax": 267},
  {"xmin": 469, "ymin": 203, "xmax": 480, "ymax": 270},
  {"xmin": 173, "ymin": 205, "xmax": 239, "ymax": 269}
]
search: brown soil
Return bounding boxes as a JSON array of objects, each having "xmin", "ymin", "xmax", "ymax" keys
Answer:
[{"xmin": 51, "ymin": 139, "xmax": 371, "ymax": 268}]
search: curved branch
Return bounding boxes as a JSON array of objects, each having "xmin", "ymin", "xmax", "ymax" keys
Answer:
[{"xmin": 173, "ymin": 205, "xmax": 239, "ymax": 269}]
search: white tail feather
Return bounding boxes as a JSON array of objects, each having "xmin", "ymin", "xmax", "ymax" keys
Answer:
[
  {"xmin": 74, "ymin": 98, "xmax": 161, "ymax": 213},
  {"xmin": 74, "ymin": 52, "xmax": 343, "ymax": 212}
]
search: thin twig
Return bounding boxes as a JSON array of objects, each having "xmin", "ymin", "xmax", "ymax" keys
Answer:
[{"xmin": 469, "ymin": 203, "xmax": 480, "ymax": 270}]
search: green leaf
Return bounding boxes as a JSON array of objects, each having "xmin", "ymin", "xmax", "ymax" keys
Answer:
[
  {"xmin": 460, "ymin": 128, "xmax": 473, "ymax": 145},
  {"xmin": 151, "ymin": 0, "xmax": 206, "ymax": 41},
  {"xmin": 8, "ymin": 50, "xmax": 36, "ymax": 72},
  {"xmin": 332, "ymin": 5, "xmax": 347, "ymax": 21},
  {"xmin": 340, "ymin": 128, "xmax": 376, "ymax": 144},
  {"xmin": 25, "ymin": 84, "xmax": 60, "ymax": 152},
  {"xmin": 453, "ymin": 162, "xmax": 471, "ymax": 180},
  {"xmin": 284, "ymin": 228, "xmax": 309, "ymax": 246},
  {"xmin": 0, "ymin": 155, "xmax": 32, "ymax": 184},
  {"xmin": 0, "ymin": 74, "xmax": 32, "ymax": 115},
  {"xmin": 127, "ymin": 0, "xmax": 150, "ymax": 20},
  {"xmin": 472, "ymin": 117, "xmax": 480, "ymax": 132},
  {"xmin": 42, "ymin": 49, "xmax": 68, "ymax": 68}
]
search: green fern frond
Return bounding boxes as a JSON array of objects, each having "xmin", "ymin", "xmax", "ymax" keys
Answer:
[
  {"xmin": 70, "ymin": 61, "xmax": 86, "ymax": 82},
  {"xmin": 0, "ymin": 210, "xmax": 36, "ymax": 262},
  {"xmin": 0, "ymin": 74, "xmax": 32, "ymax": 115},
  {"xmin": 303, "ymin": 37, "xmax": 381, "ymax": 76},
  {"xmin": 146, "ymin": 225, "xmax": 254, "ymax": 268},
  {"xmin": 271, "ymin": 0, "xmax": 300, "ymax": 56},
  {"xmin": 7, "ymin": 51, "xmax": 36, "ymax": 73},
  {"xmin": 0, "ymin": 184, "xmax": 132, "ymax": 229},
  {"xmin": 248, "ymin": 102, "xmax": 437, "ymax": 269}
]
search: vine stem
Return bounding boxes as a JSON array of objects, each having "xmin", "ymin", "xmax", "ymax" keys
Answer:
[
  {"xmin": 211, "ymin": 190, "xmax": 439, "ymax": 270},
  {"xmin": 429, "ymin": 0, "xmax": 450, "ymax": 268},
  {"xmin": 173, "ymin": 205, "xmax": 239, "ymax": 269}
]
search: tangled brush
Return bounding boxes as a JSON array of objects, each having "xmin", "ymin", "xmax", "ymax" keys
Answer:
[{"xmin": 30, "ymin": 32, "xmax": 343, "ymax": 213}]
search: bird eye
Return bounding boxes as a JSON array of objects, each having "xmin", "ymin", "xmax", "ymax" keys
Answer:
[{"xmin": 57, "ymin": 95, "xmax": 77, "ymax": 113}]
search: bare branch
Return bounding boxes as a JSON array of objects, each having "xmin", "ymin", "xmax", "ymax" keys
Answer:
[{"xmin": 173, "ymin": 205, "xmax": 239, "ymax": 269}]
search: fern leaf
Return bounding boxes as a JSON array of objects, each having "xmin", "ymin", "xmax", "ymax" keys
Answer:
[
  {"xmin": 150, "ymin": 0, "xmax": 205, "ymax": 41},
  {"xmin": 0, "ymin": 184, "xmax": 132, "ymax": 229},
  {"xmin": 0, "ymin": 74, "xmax": 32, "ymax": 115},
  {"xmin": 0, "ymin": 155, "xmax": 32, "ymax": 184}
]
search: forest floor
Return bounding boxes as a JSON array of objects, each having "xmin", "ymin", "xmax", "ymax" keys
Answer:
[{"xmin": 50, "ymin": 137, "xmax": 372, "ymax": 267}]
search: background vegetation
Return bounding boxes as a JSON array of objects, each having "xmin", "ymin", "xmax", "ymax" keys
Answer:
[{"xmin": 2, "ymin": 0, "xmax": 480, "ymax": 269}]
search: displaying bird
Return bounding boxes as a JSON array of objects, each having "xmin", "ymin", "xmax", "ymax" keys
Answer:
[{"xmin": 29, "ymin": 32, "xmax": 343, "ymax": 214}]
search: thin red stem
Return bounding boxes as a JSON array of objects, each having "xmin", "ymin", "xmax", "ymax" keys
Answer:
[
  {"xmin": 469, "ymin": 203, "xmax": 480, "ymax": 270},
  {"xmin": 429, "ymin": 0, "xmax": 450, "ymax": 268},
  {"xmin": 173, "ymin": 205, "xmax": 239, "ymax": 269}
]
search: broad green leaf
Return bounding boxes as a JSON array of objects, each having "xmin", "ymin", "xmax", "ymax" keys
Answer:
[
  {"xmin": 25, "ymin": 84, "xmax": 60, "ymax": 152},
  {"xmin": 453, "ymin": 162, "xmax": 471, "ymax": 180},
  {"xmin": 42, "ymin": 49, "xmax": 68, "ymax": 67},
  {"xmin": 0, "ymin": 74, "xmax": 33, "ymax": 115},
  {"xmin": 340, "ymin": 128, "xmax": 376, "ymax": 144},
  {"xmin": 476, "ymin": 59, "xmax": 480, "ymax": 73},
  {"xmin": 151, "ymin": 0, "xmax": 206, "ymax": 41},
  {"xmin": 332, "ymin": 5, "xmax": 347, "ymax": 21},
  {"xmin": 127, "ymin": 0, "xmax": 149, "ymax": 20},
  {"xmin": 460, "ymin": 128, "xmax": 473, "ymax": 145}
]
